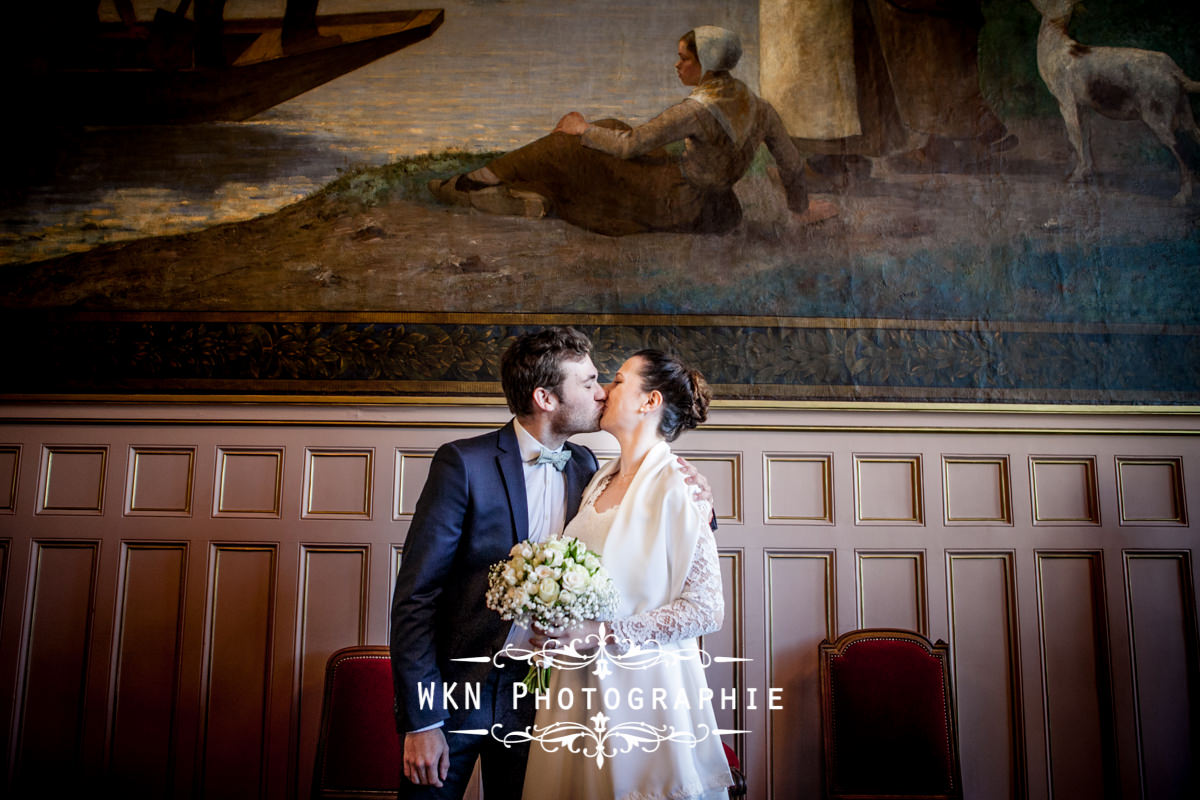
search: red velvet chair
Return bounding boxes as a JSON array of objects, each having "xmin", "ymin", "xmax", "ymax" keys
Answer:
[
  {"xmin": 312, "ymin": 645, "xmax": 403, "ymax": 799},
  {"xmin": 819, "ymin": 629, "xmax": 963, "ymax": 800}
]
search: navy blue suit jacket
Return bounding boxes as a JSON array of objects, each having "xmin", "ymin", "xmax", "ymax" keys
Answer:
[{"xmin": 390, "ymin": 421, "xmax": 599, "ymax": 732}]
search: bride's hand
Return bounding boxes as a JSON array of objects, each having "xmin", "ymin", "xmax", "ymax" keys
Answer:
[
  {"xmin": 554, "ymin": 111, "xmax": 589, "ymax": 135},
  {"xmin": 531, "ymin": 619, "xmax": 604, "ymax": 651}
]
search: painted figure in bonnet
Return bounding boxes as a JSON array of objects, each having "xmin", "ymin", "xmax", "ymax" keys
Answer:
[{"xmin": 430, "ymin": 26, "xmax": 838, "ymax": 235}]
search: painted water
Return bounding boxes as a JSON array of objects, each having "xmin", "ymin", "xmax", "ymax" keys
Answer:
[{"xmin": 0, "ymin": 0, "xmax": 758, "ymax": 265}]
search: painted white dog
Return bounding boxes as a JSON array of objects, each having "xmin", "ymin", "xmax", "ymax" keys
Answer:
[{"xmin": 1034, "ymin": 0, "xmax": 1200, "ymax": 203}]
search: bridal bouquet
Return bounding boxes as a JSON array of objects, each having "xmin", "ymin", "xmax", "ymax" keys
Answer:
[{"xmin": 485, "ymin": 536, "xmax": 619, "ymax": 689}]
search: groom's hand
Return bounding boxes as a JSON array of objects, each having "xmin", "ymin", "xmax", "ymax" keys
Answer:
[
  {"xmin": 678, "ymin": 457, "xmax": 714, "ymax": 508},
  {"xmin": 403, "ymin": 728, "xmax": 450, "ymax": 787}
]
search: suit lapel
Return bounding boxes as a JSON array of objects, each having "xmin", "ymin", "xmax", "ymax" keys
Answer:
[
  {"xmin": 496, "ymin": 422, "xmax": 529, "ymax": 544},
  {"xmin": 564, "ymin": 453, "xmax": 587, "ymax": 523}
]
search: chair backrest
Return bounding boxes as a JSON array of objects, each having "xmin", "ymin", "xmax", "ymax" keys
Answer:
[
  {"xmin": 312, "ymin": 645, "xmax": 403, "ymax": 799},
  {"xmin": 819, "ymin": 629, "xmax": 963, "ymax": 800}
]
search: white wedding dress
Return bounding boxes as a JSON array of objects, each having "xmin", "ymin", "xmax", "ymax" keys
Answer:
[{"xmin": 521, "ymin": 442, "xmax": 733, "ymax": 800}]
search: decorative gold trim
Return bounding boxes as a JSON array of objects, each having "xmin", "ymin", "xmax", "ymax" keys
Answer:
[
  {"xmin": 388, "ymin": 544, "xmax": 405, "ymax": 643},
  {"xmin": 199, "ymin": 543, "xmax": 277, "ymax": 799},
  {"xmin": 853, "ymin": 455, "xmax": 924, "ymax": 525},
  {"xmin": 213, "ymin": 447, "xmax": 284, "ymax": 517},
  {"xmin": 302, "ymin": 448, "xmax": 374, "ymax": 519},
  {"xmin": 107, "ymin": 541, "xmax": 188, "ymax": 775},
  {"xmin": 393, "ymin": 450, "xmax": 435, "ymax": 520},
  {"xmin": 763, "ymin": 549, "xmax": 835, "ymax": 800},
  {"xmin": 0, "ymin": 445, "xmax": 20, "ymax": 513},
  {"xmin": 38, "ymin": 445, "xmax": 108, "ymax": 515},
  {"xmin": 763, "ymin": 454, "xmax": 834, "ymax": 524},
  {"xmin": 675, "ymin": 452, "xmax": 742, "ymax": 523},
  {"xmin": 855, "ymin": 550, "xmax": 929, "ymax": 635},
  {"xmin": 125, "ymin": 447, "xmax": 196, "ymax": 516},
  {"xmin": 946, "ymin": 551, "xmax": 1028, "ymax": 800},
  {"xmin": 1115, "ymin": 457, "xmax": 1188, "ymax": 525},
  {"xmin": 942, "ymin": 456, "xmax": 1013, "ymax": 525},
  {"xmin": 294, "ymin": 543, "xmax": 370, "ymax": 784},
  {"xmin": 15, "ymin": 540, "xmax": 101, "ymax": 772},
  {"xmin": 703, "ymin": 548, "xmax": 745, "ymax": 768},
  {"xmin": 1033, "ymin": 550, "xmax": 1118, "ymax": 800},
  {"xmin": 1121, "ymin": 550, "xmax": 1199, "ymax": 800},
  {"xmin": 1029, "ymin": 457, "xmax": 1101, "ymax": 526}
]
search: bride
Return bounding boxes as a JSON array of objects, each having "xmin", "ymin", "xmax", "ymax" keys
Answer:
[{"xmin": 523, "ymin": 350, "xmax": 732, "ymax": 800}]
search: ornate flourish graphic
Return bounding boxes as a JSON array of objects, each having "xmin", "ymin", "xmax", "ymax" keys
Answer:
[
  {"xmin": 496, "ymin": 624, "xmax": 712, "ymax": 680},
  {"xmin": 492, "ymin": 714, "xmax": 711, "ymax": 769}
]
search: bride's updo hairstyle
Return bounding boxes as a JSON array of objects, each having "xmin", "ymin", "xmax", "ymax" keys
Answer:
[{"xmin": 634, "ymin": 349, "xmax": 711, "ymax": 442}]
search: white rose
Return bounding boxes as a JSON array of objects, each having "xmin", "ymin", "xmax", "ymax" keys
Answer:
[
  {"xmin": 534, "ymin": 564, "xmax": 556, "ymax": 581},
  {"xmin": 518, "ymin": 543, "xmax": 534, "ymax": 560},
  {"xmin": 538, "ymin": 578, "xmax": 560, "ymax": 603},
  {"xmin": 502, "ymin": 566, "xmax": 519, "ymax": 586},
  {"xmin": 511, "ymin": 556, "xmax": 527, "ymax": 575},
  {"xmin": 542, "ymin": 547, "xmax": 563, "ymax": 567},
  {"xmin": 589, "ymin": 572, "xmax": 610, "ymax": 591},
  {"xmin": 561, "ymin": 566, "xmax": 589, "ymax": 591},
  {"xmin": 559, "ymin": 589, "xmax": 576, "ymax": 604},
  {"xmin": 583, "ymin": 553, "xmax": 601, "ymax": 572}
]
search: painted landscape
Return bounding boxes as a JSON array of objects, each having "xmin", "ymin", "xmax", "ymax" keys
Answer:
[{"xmin": 2, "ymin": 0, "xmax": 1198, "ymax": 401}]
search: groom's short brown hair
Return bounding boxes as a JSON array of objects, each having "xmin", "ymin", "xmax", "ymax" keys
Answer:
[{"xmin": 501, "ymin": 327, "xmax": 593, "ymax": 416}]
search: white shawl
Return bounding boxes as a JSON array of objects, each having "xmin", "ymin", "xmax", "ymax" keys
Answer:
[{"xmin": 582, "ymin": 440, "xmax": 709, "ymax": 617}]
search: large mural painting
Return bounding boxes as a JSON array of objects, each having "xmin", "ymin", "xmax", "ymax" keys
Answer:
[{"xmin": 2, "ymin": 0, "xmax": 1197, "ymax": 401}]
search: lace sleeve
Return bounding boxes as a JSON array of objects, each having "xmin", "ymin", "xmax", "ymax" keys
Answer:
[{"xmin": 608, "ymin": 524, "xmax": 724, "ymax": 650}]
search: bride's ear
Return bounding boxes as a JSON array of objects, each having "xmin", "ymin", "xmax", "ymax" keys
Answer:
[{"xmin": 642, "ymin": 390, "xmax": 663, "ymax": 413}]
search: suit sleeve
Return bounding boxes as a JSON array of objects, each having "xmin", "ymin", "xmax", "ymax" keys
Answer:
[{"xmin": 390, "ymin": 442, "xmax": 470, "ymax": 733}]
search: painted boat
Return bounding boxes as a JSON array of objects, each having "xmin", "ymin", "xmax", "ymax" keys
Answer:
[{"xmin": 18, "ymin": 8, "xmax": 444, "ymax": 125}]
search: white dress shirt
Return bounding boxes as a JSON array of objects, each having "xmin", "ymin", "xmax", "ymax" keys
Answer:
[{"xmin": 502, "ymin": 418, "xmax": 568, "ymax": 653}]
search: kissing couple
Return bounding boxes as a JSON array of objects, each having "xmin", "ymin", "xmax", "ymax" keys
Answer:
[{"xmin": 391, "ymin": 327, "xmax": 733, "ymax": 799}]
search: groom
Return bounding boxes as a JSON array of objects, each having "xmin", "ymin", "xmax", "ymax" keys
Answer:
[{"xmin": 390, "ymin": 327, "xmax": 709, "ymax": 799}]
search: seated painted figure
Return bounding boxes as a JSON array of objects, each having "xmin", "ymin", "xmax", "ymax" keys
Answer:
[{"xmin": 429, "ymin": 26, "xmax": 838, "ymax": 236}]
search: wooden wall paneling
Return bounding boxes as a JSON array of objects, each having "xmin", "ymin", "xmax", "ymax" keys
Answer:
[
  {"xmin": 1029, "ymin": 457, "xmax": 1101, "ymax": 526},
  {"xmin": 291, "ymin": 544, "xmax": 369, "ymax": 799},
  {"xmin": 764, "ymin": 550, "xmax": 835, "ymax": 800},
  {"xmin": 855, "ymin": 550, "xmax": 929, "ymax": 635},
  {"xmin": 853, "ymin": 454, "xmax": 925, "ymax": 525},
  {"xmin": 763, "ymin": 453, "xmax": 834, "ymax": 525},
  {"xmin": 199, "ymin": 543, "xmax": 277, "ymax": 800},
  {"xmin": 947, "ymin": 551, "xmax": 1028, "ymax": 800},
  {"xmin": 301, "ymin": 449, "xmax": 373, "ymax": 520},
  {"xmin": 126, "ymin": 447, "xmax": 196, "ymax": 517},
  {"xmin": 678, "ymin": 452, "xmax": 742, "ymax": 523},
  {"xmin": 702, "ymin": 549, "xmax": 745, "ymax": 765},
  {"xmin": 1034, "ymin": 551, "xmax": 1119, "ymax": 800},
  {"xmin": 0, "ymin": 446, "xmax": 19, "ymax": 513},
  {"xmin": 107, "ymin": 542, "xmax": 189, "ymax": 795},
  {"xmin": 37, "ymin": 445, "xmax": 108, "ymax": 515},
  {"xmin": 11, "ymin": 540, "xmax": 100, "ymax": 789},
  {"xmin": 1115, "ymin": 458, "xmax": 1188, "ymax": 526},
  {"xmin": 943, "ymin": 456, "xmax": 1013, "ymax": 526},
  {"xmin": 1122, "ymin": 550, "xmax": 1199, "ymax": 800}
]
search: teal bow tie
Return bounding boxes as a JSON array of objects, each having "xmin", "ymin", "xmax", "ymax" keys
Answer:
[{"xmin": 534, "ymin": 448, "xmax": 572, "ymax": 471}]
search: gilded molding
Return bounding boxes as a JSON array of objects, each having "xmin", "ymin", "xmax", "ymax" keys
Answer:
[
  {"xmin": 1033, "ymin": 550, "xmax": 1118, "ymax": 800},
  {"xmin": 945, "ymin": 551, "xmax": 1028, "ymax": 800},
  {"xmin": 763, "ymin": 549, "xmax": 836, "ymax": 800},
  {"xmin": 1029, "ymin": 456, "xmax": 1101, "ymax": 525},
  {"xmin": 126, "ymin": 447, "xmax": 196, "ymax": 516},
  {"xmin": 1115, "ymin": 457, "xmax": 1188, "ymax": 525},
  {"xmin": 302, "ymin": 448, "xmax": 374, "ymax": 519},
  {"xmin": 855, "ymin": 550, "xmax": 928, "ymax": 635},
  {"xmin": 393, "ymin": 450, "xmax": 435, "ymax": 519},
  {"xmin": 1121, "ymin": 550, "xmax": 1200, "ymax": 800},
  {"xmin": 942, "ymin": 455, "xmax": 1013, "ymax": 525},
  {"xmin": 763, "ymin": 453, "xmax": 834, "ymax": 524},
  {"xmin": 214, "ymin": 447, "xmax": 284, "ymax": 517},
  {"xmin": 853, "ymin": 455, "xmax": 924, "ymax": 525},
  {"xmin": 38, "ymin": 445, "xmax": 108, "ymax": 515},
  {"xmin": 0, "ymin": 445, "xmax": 20, "ymax": 513}
]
